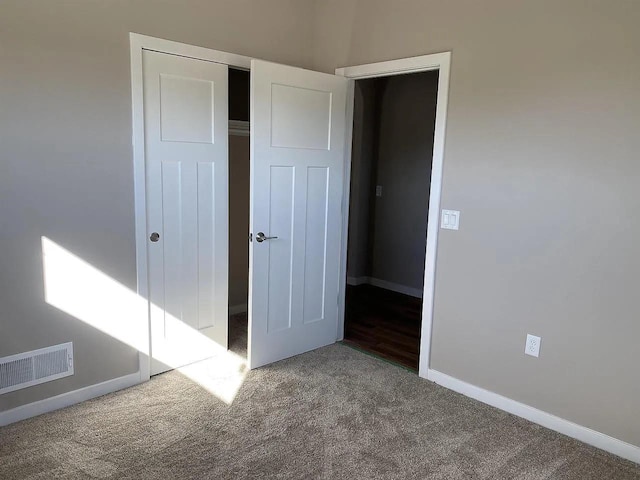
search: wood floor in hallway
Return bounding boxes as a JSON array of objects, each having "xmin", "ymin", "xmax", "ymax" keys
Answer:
[{"xmin": 343, "ymin": 284, "xmax": 422, "ymax": 371}]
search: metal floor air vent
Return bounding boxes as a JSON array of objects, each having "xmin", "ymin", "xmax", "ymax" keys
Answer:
[{"xmin": 0, "ymin": 342, "xmax": 74, "ymax": 395}]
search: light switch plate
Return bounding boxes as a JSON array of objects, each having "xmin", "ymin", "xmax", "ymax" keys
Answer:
[{"xmin": 441, "ymin": 209, "xmax": 460, "ymax": 230}]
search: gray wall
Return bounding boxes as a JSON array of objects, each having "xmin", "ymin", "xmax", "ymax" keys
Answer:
[
  {"xmin": 347, "ymin": 73, "xmax": 438, "ymax": 293},
  {"xmin": 0, "ymin": 0, "xmax": 314, "ymax": 412},
  {"xmin": 346, "ymin": 81, "xmax": 377, "ymax": 280},
  {"xmin": 314, "ymin": 0, "xmax": 640, "ymax": 447},
  {"xmin": 229, "ymin": 135, "xmax": 250, "ymax": 308},
  {"xmin": 370, "ymin": 72, "xmax": 437, "ymax": 291},
  {"xmin": 228, "ymin": 69, "xmax": 250, "ymax": 308}
]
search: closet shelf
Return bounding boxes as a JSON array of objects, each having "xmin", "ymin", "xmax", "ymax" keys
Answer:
[{"xmin": 229, "ymin": 120, "xmax": 249, "ymax": 136}]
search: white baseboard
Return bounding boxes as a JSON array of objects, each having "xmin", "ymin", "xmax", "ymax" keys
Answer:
[
  {"xmin": 346, "ymin": 276, "xmax": 369, "ymax": 286},
  {"xmin": 368, "ymin": 277, "xmax": 423, "ymax": 298},
  {"xmin": 347, "ymin": 275, "xmax": 423, "ymax": 298},
  {"xmin": 0, "ymin": 371, "xmax": 141, "ymax": 427},
  {"xmin": 229, "ymin": 303, "xmax": 248, "ymax": 315},
  {"xmin": 426, "ymin": 369, "xmax": 640, "ymax": 465}
]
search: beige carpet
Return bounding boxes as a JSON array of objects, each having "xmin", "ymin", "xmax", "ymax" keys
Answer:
[{"xmin": 1, "ymin": 338, "xmax": 638, "ymax": 479}]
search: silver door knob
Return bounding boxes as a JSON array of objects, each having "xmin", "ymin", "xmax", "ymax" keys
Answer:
[
  {"xmin": 150, "ymin": 232, "xmax": 160, "ymax": 242},
  {"xmin": 255, "ymin": 232, "xmax": 278, "ymax": 243}
]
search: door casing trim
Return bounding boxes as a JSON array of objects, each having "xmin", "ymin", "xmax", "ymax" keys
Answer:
[
  {"xmin": 130, "ymin": 33, "xmax": 252, "ymax": 381},
  {"xmin": 334, "ymin": 52, "xmax": 452, "ymax": 379}
]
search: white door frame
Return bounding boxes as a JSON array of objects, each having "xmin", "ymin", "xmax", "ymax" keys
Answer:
[
  {"xmin": 130, "ymin": 33, "xmax": 253, "ymax": 382},
  {"xmin": 335, "ymin": 52, "xmax": 451, "ymax": 379}
]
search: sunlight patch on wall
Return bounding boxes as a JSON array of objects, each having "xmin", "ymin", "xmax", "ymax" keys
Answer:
[
  {"xmin": 41, "ymin": 236, "xmax": 247, "ymax": 404},
  {"xmin": 42, "ymin": 236, "xmax": 148, "ymax": 354}
]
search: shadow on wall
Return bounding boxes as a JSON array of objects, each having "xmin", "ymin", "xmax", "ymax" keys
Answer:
[{"xmin": 41, "ymin": 236, "xmax": 246, "ymax": 405}]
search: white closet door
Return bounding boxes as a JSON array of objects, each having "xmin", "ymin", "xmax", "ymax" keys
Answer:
[
  {"xmin": 143, "ymin": 50, "xmax": 229, "ymax": 375},
  {"xmin": 249, "ymin": 59, "xmax": 348, "ymax": 369}
]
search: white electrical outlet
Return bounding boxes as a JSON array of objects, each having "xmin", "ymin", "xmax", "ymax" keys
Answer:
[
  {"xmin": 375, "ymin": 185, "xmax": 383, "ymax": 197},
  {"xmin": 525, "ymin": 334, "xmax": 541, "ymax": 357}
]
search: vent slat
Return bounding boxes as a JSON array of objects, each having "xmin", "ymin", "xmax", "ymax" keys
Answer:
[
  {"xmin": 0, "ymin": 343, "xmax": 73, "ymax": 395},
  {"xmin": 34, "ymin": 350, "xmax": 68, "ymax": 379},
  {"xmin": 0, "ymin": 357, "xmax": 34, "ymax": 389}
]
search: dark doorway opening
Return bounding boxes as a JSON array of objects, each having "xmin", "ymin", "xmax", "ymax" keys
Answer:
[{"xmin": 343, "ymin": 70, "xmax": 439, "ymax": 371}]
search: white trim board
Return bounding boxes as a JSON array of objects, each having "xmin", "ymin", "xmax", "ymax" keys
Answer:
[
  {"xmin": 229, "ymin": 303, "xmax": 248, "ymax": 315},
  {"xmin": 130, "ymin": 33, "xmax": 254, "ymax": 382},
  {"xmin": 336, "ymin": 52, "xmax": 451, "ymax": 80},
  {"xmin": 335, "ymin": 80, "xmax": 355, "ymax": 343},
  {"xmin": 131, "ymin": 33, "xmax": 252, "ymax": 69},
  {"xmin": 427, "ymin": 369, "xmax": 640, "ymax": 465},
  {"xmin": 0, "ymin": 371, "xmax": 140, "ymax": 427},
  {"xmin": 346, "ymin": 276, "xmax": 369, "ymax": 286},
  {"xmin": 346, "ymin": 276, "xmax": 423, "ymax": 298},
  {"xmin": 335, "ymin": 52, "xmax": 451, "ymax": 377}
]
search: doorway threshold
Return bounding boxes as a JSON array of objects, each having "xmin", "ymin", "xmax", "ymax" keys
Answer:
[{"xmin": 340, "ymin": 340, "xmax": 417, "ymax": 374}]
